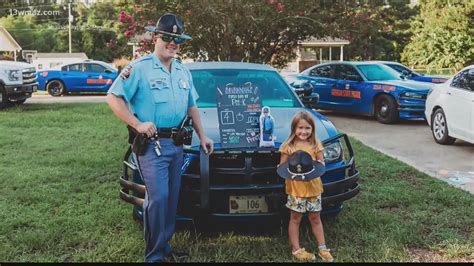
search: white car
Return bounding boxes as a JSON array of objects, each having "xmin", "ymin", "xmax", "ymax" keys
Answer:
[{"xmin": 425, "ymin": 65, "xmax": 474, "ymax": 144}]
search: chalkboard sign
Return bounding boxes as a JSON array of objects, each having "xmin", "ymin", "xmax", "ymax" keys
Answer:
[{"xmin": 216, "ymin": 81, "xmax": 262, "ymax": 148}]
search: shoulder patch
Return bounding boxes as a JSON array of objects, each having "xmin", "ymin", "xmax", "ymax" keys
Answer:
[{"xmin": 120, "ymin": 65, "xmax": 132, "ymax": 80}]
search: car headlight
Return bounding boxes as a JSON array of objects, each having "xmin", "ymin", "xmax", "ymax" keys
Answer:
[
  {"xmin": 6, "ymin": 70, "xmax": 21, "ymax": 81},
  {"xmin": 401, "ymin": 91, "xmax": 424, "ymax": 99},
  {"xmin": 324, "ymin": 141, "xmax": 342, "ymax": 163}
]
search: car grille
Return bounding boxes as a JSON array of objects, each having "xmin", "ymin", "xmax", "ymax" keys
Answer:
[
  {"xmin": 185, "ymin": 151, "xmax": 283, "ymax": 186},
  {"xmin": 22, "ymin": 67, "xmax": 37, "ymax": 84}
]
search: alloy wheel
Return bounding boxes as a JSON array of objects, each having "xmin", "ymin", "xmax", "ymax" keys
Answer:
[{"xmin": 433, "ymin": 112, "xmax": 446, "ymax": 140}]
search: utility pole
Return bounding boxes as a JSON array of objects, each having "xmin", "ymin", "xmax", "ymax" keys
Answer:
[{"xmin": 68, "ymin": 0, "xmax": 73, "ymax": 53}]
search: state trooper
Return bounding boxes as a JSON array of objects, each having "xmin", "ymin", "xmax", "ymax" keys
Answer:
[{"xmin": 106, "ymin": 13, "xmax": 214, "ymax": 263}]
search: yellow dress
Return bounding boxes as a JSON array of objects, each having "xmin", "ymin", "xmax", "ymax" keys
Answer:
[{"xmin": 279, "ymin": 143, "xmax": 324, "ymax": 198}]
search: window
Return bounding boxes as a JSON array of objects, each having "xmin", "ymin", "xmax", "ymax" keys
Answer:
[
  {"xmin": 67, "ymin": 64, "xmax": 83, "ymax": 72},
  {"xmin": 451, "ymin": 69, "xmax": 474, "ymax": 91},
  {"xmin": 309, "ymin": 65, "xmax": 333, "ymax": 78},
  {"xmin": 191, "ymin": 69, "xmax": 300, "ymax": 108},
  {"xmin": 85, "ymin": 63, "xmax": 106, "ymax": 73},
  {"xmin": 386, "ymin": 63, "xmax": 419, "ymax": 78},
  {"xmin": 335, "ymin": 65, "xmax": 362, "ymax": 81},
  {"xmin": 356, "ymin": 64, "xmax": 402, "ymax": 81}
]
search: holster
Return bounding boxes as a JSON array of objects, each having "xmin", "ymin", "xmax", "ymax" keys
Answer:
[
  {"xmin": 127, "ymin": 125, "xmax": 149, "ymax": 156},
  {"xmin": 173, "ymin": 116, "xmax": 193, "ymax": 146}
]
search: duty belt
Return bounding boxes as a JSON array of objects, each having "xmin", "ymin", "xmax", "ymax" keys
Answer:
[{"xmin": 156, "ymin": 127, "xmax": 179, "ymax": 138}]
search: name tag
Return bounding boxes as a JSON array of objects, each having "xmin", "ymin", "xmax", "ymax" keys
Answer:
[
  {"xmin": 149, "ymin": 78, "xmax": 168, "ymax": 89},
  {"xmin": 179, "ymin": 79, "xmax": 189, "ymax": 89}
]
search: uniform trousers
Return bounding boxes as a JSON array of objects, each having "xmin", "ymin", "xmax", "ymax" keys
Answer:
[{"xmin": 137, "ymin": 138, "xmax": 183, "ymax": 262}]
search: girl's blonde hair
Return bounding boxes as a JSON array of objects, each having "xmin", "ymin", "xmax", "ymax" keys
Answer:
[{"xmin": 280, "ymin": 110, "xmax": 321, "ymax": 154}]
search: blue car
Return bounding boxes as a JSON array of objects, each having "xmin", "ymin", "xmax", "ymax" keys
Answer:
[
  {"xmin": 119, "ymin": 62, "xmax": 360, "ymax": 225},
  {"xmin": 36, "ymin": 60, "xmax": 118, "ymax": 96},
  {"xmin": 374, "ymin": 61, "xmax": 448, "ymax": 84},
  {"xmin": 293, "ymin": 62, "xmax": 433, "ymax": 124}
]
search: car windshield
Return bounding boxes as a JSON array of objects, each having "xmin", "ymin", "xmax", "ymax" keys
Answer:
[
  {"xmin": 356, "ymin": 64, "xmax": 403, "ymax": 81},
  {"xmin": 385, "ymin": 63, "xmax": 420, "ymax": 77},
  {"xmin": 191, "ymin": 69, "xmax": 300, "ymax": 108}
]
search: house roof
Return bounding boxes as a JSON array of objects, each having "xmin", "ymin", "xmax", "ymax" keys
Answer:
[
  {"xmin": 299, "ymin": 37, "xmax": 350, "ymax": 47},
  {"xmin": 35, "ymin": 52, "xmax": 88, "ymax": 59},
  {"xmin": 0, "ymin": 26, "xmax": 22, "ymax": 51}
]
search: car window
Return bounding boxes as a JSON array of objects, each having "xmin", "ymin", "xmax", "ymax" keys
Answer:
[
  {"xmin": 67, "ymin": 64, "xmax": 83, "ymax": 72},
  {"xmin": 386, "ymin": 63, "xmax": 419, "ymax": 77},
  {"xmin": 61, "ymin": 66, "xmax": 67, "ymax": 71},
  {"xmin": 309, "ymin": 65, "xmax": 333, "ymax": 78},
  {"xmin": 451, "ymin": 69, "xmax": 473, "ymax": 91},
  {"xmin": 335, "ymin": 65, "xmax": 362, "ymax": 81},
  {"xmin": 85, "ymin": 63, "xmax": 106, "ymax": 73},
  {"xmin": 356, "ymin": 64, "xmax": 402, "ymax": 81},
  {"xmin": 191, "ymin": 69, "xmax": 300, "ymax": 108}
]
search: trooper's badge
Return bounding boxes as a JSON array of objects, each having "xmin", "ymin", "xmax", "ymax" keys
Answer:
[{"xmin": 120, "ymin": 65, "xmax": 132, "ymax": 80}]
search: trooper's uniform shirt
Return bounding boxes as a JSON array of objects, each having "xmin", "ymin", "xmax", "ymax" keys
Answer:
[
  {"xmin": 107, "ymin": 53, "xmax": 199, "ymax": 262},
  {"xmin": 108, "ymin": 53, "xmax": 198, "ymax": 128}
]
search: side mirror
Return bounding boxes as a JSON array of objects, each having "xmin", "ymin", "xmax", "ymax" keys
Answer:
[
  {"xmin": 401, "ymin": 70, "xmax": 410, "ymax": 77},
  {"xmin": 292, "ymin": 82, "xmax": 318, "ymax": 107},
  {"xmin": 300, "ymin": 92, "xmax": 319, "ymax": 107},
  {"xmin": 293, "ymin": 81, "xmax": 313, "ymax": 97}
]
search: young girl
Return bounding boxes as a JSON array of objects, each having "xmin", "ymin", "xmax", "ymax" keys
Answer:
[{"xmin": 279, "ymin": 110, "xmax": 334, "ymax": 262}]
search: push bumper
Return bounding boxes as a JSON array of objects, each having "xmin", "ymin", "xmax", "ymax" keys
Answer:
[
  {"xmin": 119, "ymin": 133, "xmax": 360, "ymax": 221},
  {"xmin": 398, "ymin": 98, "xmax": 426, "ymax": 119}
]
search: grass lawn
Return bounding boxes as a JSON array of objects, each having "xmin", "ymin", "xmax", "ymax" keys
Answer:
[{"xmin": 0, "ymin": 103, "xmax": 472, "ymax": 262}]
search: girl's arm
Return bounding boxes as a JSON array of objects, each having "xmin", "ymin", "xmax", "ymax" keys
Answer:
[{"xmin": 316, "ymin": 151, "xmax": 325, "ymax": 165}]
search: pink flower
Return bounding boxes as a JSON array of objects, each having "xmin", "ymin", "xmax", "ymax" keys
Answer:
[
  {"xmin": 275, "ymin": 2, "xmax": 284, "ymax": 12},
  {"xmin": 118, "ymin": 11, "xmax": 128, "ymax": 23}
]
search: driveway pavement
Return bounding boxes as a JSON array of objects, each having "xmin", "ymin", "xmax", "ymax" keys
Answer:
[
  {"xmin": 25, "ymin": 94, "xmax": 474, "ymax": 194},
  {"xmin": 320, "ymin": 110, "xmax": 474, "ymax": 194},
  {"xmin": 27, "ymin": 94, "xmax": 106, "ymax": 104}
]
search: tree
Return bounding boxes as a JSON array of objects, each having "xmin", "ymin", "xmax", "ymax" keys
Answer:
[
  {"xmin": 332, "ymin": 0, "xmax": 417, "ymax": 61},
  {"xmin": 401, "ymin": 0, "xmax": 474, "ymax": 71},
  {"xmin": 118, "ymin": 0, "xmax": 332, "ymax": 68},
  {"xmin": 76, "ymin": 2, "xmax": 130, "ymax": 62}
]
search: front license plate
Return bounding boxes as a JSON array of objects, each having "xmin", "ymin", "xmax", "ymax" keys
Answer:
[{"xmin": 229, "ymin": 195, "xmax": 268, "ymax": 214}]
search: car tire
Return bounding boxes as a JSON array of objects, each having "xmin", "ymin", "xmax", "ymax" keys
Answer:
[
  {"xmin": 375, "ymin": 94, "xmax": 399, "ymax": 124},
  {"xmin": 0, "ymin": 84, "xmax": 9, "ymax": 109},
  {"xmin": 46, "ymin": 80, "xmax": 65, "ymax": 97},
  {"xmin": 431, "ymin": 108, "xmax": 456, "ymax": 145}
]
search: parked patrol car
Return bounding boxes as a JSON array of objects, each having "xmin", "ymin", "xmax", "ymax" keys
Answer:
[
  {"xmin": 118, "ymin": 62, "xmax": 360, "ymax": 225},
  {"xmin": 36, "ymin": 60, "xmax": 118, "ymax": 96},
  {"xmin": 0, "ymin": 60, "xmax": 38, "ymax": 109},
  {"xmin": 374, "ymin": 61, "xmax": 448, "ymax": 84},
  {"xmin": 294, "ymin": 62, "xmax": 433, "ymax": 124}
]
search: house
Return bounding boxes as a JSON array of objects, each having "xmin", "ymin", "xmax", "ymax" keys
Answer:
[
  {"xmin": 0, "ymin": 25, "xmax": 22, "ymax": 61},
  {"xmin": 280, "ymin": 37, "xmax": 350, "ymax": 76},
  {"xmin": 32, "ymin": 52, "xmax": 88, "ymax": 70}
]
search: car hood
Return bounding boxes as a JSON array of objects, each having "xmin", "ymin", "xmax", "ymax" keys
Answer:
[
  {"xmin": 0, "ymin": 60, "xmax": 35, "ymax": 70},
  {"xmin": 190, "ymin": 107, "xmax": 333, "ymax": 148},
  {"xmin": 368, "ymin": 80, "xmax": 432, "ymax": 92}
]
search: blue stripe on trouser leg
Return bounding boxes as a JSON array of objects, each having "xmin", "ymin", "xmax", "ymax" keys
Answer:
[{"xmin": 137, "ymin": 139, "xmax": 183, "ymax": 262}]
